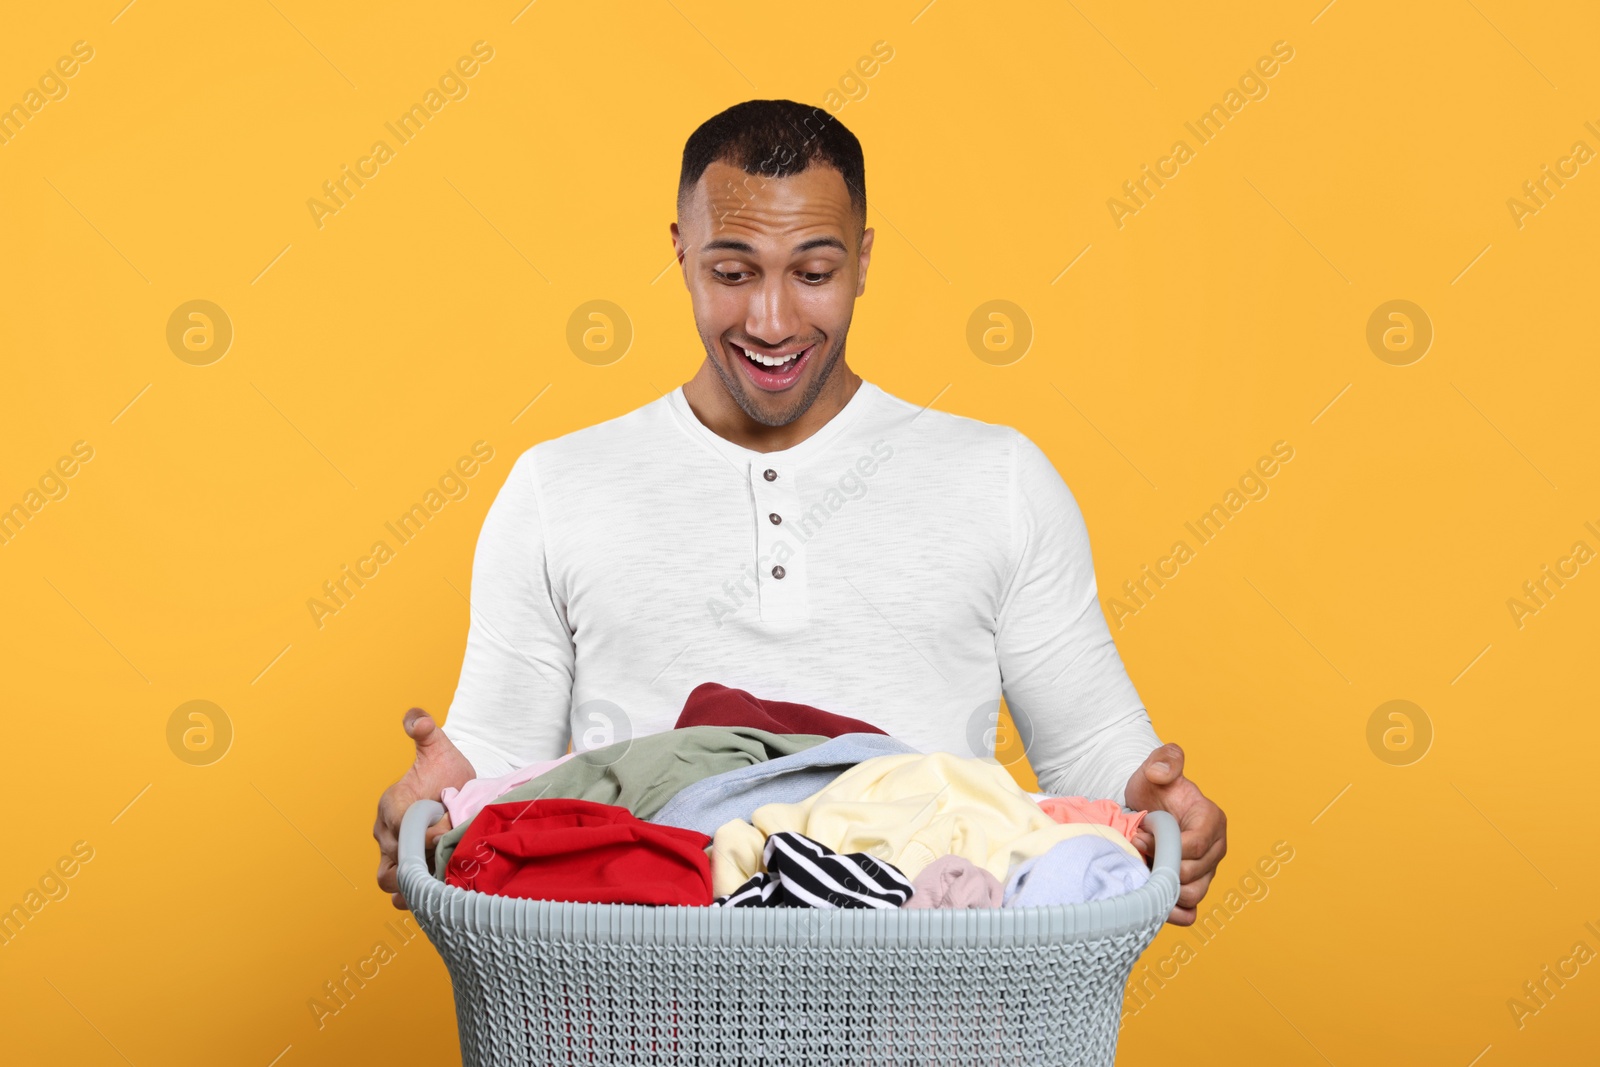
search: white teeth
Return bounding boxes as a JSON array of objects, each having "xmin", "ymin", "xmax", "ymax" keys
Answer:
[{"xmin": 740, "ymin": 345, "xmax": 805, "ymax": 368}]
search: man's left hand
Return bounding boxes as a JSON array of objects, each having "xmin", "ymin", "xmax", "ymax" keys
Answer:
[{"xmin": 1123, "ymin": 742, "xmax": 1226, "ymax": 925}]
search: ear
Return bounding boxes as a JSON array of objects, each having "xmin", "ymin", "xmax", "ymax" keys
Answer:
[{"xmin": 855, "ymin": 226, "xmax": 875, "ymax": 297}]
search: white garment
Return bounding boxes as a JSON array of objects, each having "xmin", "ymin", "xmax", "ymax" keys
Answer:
[{"xmin": 440, "ymin": 380, "xmax": 1163, "ymax": 804}]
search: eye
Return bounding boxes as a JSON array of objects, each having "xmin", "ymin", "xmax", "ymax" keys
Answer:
[
  {"xmin": 711, "ymin": 269, "xmax": 749, "ymax": 283},
  {"xmin": 800, "ymin": 270, "xmax": 836, "ymax": 285}
]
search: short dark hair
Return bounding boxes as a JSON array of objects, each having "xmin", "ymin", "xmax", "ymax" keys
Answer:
[{"xmin": 677, "ymin": 99, "xmax": 866, "ymax": 227}]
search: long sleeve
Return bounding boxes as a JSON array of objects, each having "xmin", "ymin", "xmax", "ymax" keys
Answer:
[
  {"xmin": 439, "ymin": 447, "xmax": 576, "ymax": 779},
  {"xmin": 995, "ymin": 431, "xmax": 1162, "ymax": 806}
]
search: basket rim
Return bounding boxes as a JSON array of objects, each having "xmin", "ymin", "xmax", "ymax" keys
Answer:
[{"xmin": 397, "ymin": 799, "xmax": 1182, "ymax": 948}]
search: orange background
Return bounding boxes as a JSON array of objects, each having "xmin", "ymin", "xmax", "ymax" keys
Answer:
[{"xmin": 3, "ymin": 2, "xmax": 1597, "ymax": 1064}]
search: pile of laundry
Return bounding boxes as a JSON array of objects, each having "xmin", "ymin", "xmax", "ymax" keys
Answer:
[{"xmin": 431, "ymin": 683, "xmax": 1151, "ymax": 910}]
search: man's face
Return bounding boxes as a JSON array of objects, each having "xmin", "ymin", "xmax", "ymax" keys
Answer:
[{"xmin": 673, "ymin": 159, "xmax": 873, "ymax": 427}]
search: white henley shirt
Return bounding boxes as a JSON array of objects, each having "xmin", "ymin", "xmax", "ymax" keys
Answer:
[{"xmin": 440, "ymin": 379, "xmax": 1164, "ymax": 804}]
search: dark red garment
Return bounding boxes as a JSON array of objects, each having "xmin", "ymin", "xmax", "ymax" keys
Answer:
[
  {"xmin": 444, "ymin": 798, "xmax": 713, "ymax": 906},
  {"xmin": 674, "ymin": 682, "xmax": 887, "ymax": 737}
]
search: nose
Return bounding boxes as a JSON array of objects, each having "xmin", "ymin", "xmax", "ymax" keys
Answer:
[{"xmin": 743, "ymin": 274, "xmax": 804, "ymax": 350}]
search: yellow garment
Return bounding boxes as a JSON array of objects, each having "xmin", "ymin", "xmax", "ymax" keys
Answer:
[{"xmin": 710, "ymin": 752, "xmax": 1143, "ymax": 897}]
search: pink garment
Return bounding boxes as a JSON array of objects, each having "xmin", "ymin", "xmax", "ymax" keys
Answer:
[
  {"xmin": 904, "ymin": 854, "xmax": 1003, "ymax": 910},
  {"xmin": 1033, "ymin": 795, "xmax": 1146, "ymax": 842},
  {"xmin": 442, "ymin": 751, "xmax": 579, "ymax": 827}
]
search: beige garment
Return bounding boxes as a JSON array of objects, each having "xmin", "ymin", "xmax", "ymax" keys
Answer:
[{"xmin": 710, "ymin": 752, "xmax": 1142, "ymax": 897}]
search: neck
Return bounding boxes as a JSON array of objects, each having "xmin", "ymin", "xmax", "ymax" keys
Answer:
[{"xmin": 681, "ymin": 360, "xmax": 863, "ymax": 453}]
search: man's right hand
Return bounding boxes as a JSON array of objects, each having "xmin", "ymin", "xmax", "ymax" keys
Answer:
[{"xmin": 373, "ymin": 707, "xmax": 476, "ymax": 909}]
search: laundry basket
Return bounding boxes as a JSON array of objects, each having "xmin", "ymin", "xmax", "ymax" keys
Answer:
[{"xmin": 398, "ymin": 799, "xmax": 1181, "ymax": 1066}]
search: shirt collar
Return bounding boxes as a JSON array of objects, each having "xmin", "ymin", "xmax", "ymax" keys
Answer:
[{"xmin": 666, "ymin": 379, "xmax": 882, "ymax": 469}]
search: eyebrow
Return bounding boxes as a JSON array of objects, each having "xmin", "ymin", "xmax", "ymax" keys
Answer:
[{"xmin": 700, "ymin": 236, "xmax": 849, "ymax": 256}]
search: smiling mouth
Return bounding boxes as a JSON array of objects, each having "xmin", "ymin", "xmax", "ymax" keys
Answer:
[{"xmin": 729, "ymin": 341, "xmax": 815, "ymax": 391}]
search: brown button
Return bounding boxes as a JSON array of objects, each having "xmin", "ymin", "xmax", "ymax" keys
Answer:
[
  {"xmin": 771, "ymin": 565, "xmax": 786, "ymax": 579},
  {"xmin": 769, "ymin": 512, "xmax": 782, "ymax": 525},
  {"xmin": 763, "ymin": 469, "xmax": 777, "ymax": 481}
]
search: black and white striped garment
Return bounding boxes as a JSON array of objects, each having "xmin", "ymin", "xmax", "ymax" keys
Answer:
[{"xmin": 714, "ymin": 831, "xmax": 914, "ymax": 909}]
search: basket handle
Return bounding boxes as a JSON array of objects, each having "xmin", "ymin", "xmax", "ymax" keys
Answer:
[
  {"xmin": 396, "ymin": 798, "xmax": 448, "ymax": 914},
  {"xmin": 1142, "ymin": 808, "xmax": 1181, "ymax": 883}
]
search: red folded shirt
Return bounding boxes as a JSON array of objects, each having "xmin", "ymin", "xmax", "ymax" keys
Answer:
[
  {"xmin": 674, "ymin": 681, "xmax": 887, "ymax": 737},
  {"xmin": 444, "ymin": 798, "xmax": 713, "ymax": 905}
]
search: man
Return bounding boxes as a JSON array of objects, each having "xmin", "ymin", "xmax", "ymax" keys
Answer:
[{"xmin": 374, "ymin": 99, "xmax": 1225, "ymax": 923}]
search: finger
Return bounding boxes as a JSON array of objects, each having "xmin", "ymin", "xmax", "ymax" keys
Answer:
[
  {"xmin": 1175, "ymin": 869, "xmax": 1216, "ymax": 910},
  {"xmin": 391, "ymin": 890, "xmax": 408, "ymax": 910},
  {"xmin": 1144, "ymin": 743, "xmax": 1185, "ymax": 786},
  {"xmin": 373, "ymin": 807, "xmax": 399, "ymax": 851},
  {"xmin": 407, "ymin": 708, "xmax": 457, "ymax": 763},
  {"xmin": 1179, "ymin": 800, "xmax": 1227, "ymax": 845},
  {"xmin": 403, "ymin": 706, "xmax": 435, "ymax": 742},
  {"xmin": 1184, "ymin": 825, "xmax": 1228, "ymax": 883},
  {"xmin": 1166, "ymin": 904, "xmax": 1197, "ymax": 926},
  {"xmin": 1176, "ymin": 806, "xmax": 1227, "ymax": 860},
  {"xmin": 1177, "ymin": 823, "xmax": 1224, "ymax": 863},
  {"xmin": 405, "ymin": 708, "xmax": 469, "ymax": 781},
  {"xmin": 1179, "ymin": 835, "xmax": 1228, "ymax": 885},
  {"xmin": 377, "ymin": 855, "xmax": 398, "ymax": 895}
]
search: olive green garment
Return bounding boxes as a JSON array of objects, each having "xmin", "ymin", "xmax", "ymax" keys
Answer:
[{"xmin": 433, "ymin": 726, "xmax": 829, "ymax": 880}]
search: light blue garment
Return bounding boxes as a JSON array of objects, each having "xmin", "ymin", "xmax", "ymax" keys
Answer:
[
  {"xmin": 1003, "ymin": 834, "xmax": 1150, "ymax": 907},
  {"xmin": 649, "ymin": 732, "xmax": 919, "ymax": 836}
]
